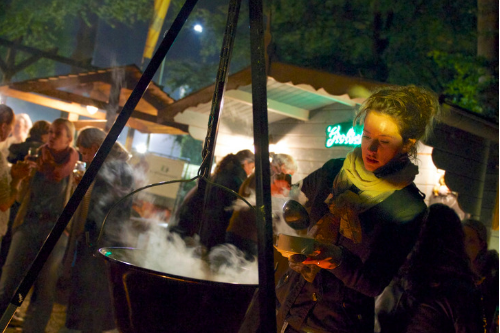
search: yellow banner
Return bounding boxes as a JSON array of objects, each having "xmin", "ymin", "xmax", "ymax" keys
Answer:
[{"xmin": 143, "ymin": 0, "xmax": 171, "ymax": 60}]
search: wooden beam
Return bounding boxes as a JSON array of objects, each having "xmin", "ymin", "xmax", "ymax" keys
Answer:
[
  {"xmin": 11, "ymin": 71, "xmax": 112, "ymax": 91},
  {"xmin": 13, "ymin": 49, "xmax": 56, "ymax": 73},
  {"xmin": 441, "ymin": 103, "xmax": 499, "ymax": 142},
  {"xmin": 0, "ymin": 37, "xmax": 98, "ymax": 70},
  {"xmin": 73, "ymin": 120, "xmax": 107, "ymax": 130},
  {"xmin": 0, "ymin": 86, "xmax": 106, "ymax": 119},
  {"xmin": 130, "ymin": 110, "xmax": 157, "ymax": 123},
  {"xmin": 19, "ymin": 87, "xmax": 108, "ymax": 110}
]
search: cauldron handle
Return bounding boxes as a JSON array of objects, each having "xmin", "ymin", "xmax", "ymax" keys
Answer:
[{"xmin": 94, "ymin": 175, "xmax": 257, "ymax": 250}]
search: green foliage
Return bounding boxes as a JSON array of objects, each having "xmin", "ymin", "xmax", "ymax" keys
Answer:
[
  {"xmin": 1, "ymin": 0, "xmax": 493, "ymax": 121},
  {"xmin": 271, "ymin": 0, "xmax": 374, "ymax": 77},
  {"xmin": 174, "ymin": 134, "xmax": 203, "ymax": 165},
  {"xmin": 430, "ymin": 51, "xmax": 487, "ymax": 112},
  {"xmin": 159, "ymin": 0, "xmax": 250, "ymax": 94},
  {"xmin": 0, "ymin": 0, "xmax": 153, "ymax": 80},
  {"xmin": 270, "ymin": 0, "xmax": 477, "ymax": 84},
  {"xmin": 428, "ymin": 51, "xmax": 498, "ymax": 122},
  {"xmin": 270, "ymin": 0, "xmax": 497, "ymax": 119},
  {"xmin": 162, "ymin": 60, "xmax": 218, "ymax": 96},
  {"xmin": 0, "ymin": 0, "xmax": 153, "ymax": 42},
  {"xmin": 93, "ymin": 0, "xmax": 153, "ymax": 26}
]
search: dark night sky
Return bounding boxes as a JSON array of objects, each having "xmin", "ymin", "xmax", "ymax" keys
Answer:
[{"xmin": 93, "ymin": 1, "xmax": 217, "ymax": 70}]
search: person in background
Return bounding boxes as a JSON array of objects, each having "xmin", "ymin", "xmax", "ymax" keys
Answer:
[
  {"xmin": 0, "ymin": 105, "xmax": 31, "ymax": 246},
  {"xmin": 59, "ymin": 127, "xmax": 134, "ymax": 333},
  {"xmin": 376, "ymin": 204, "xmax": 485, "ymax": 333},
  {"xmin": 463, "ymin": 218, "xmax": 499, "ymax": 332},
  {"xmin": 0, "ymin": 113, "xmax": 32, "ymax": 158},
  {"xmin": 0, "ymin": 118, "xmax": 78, "ymax": 333},
  {"xmin": 7, "ymin": 120, "xmax": 50, "ymax": 164},
  {"xmin": 225, "ymin": 153, "xmax": 298, "ymax": 258},
  {"xmin": 275, "ymin": 85, "xmax": 439, "ymax": 333},
  {"xmin": 0, "ymin": 120, "xmax": 52, "ymax": 272},
  {"xmin": 174, "ymin": 149, "xmax": 254, "ymax": 246}
]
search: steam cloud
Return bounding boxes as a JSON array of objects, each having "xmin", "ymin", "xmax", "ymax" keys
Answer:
[{"xmin": 99, "ymin": 158, "xmax": 309, "ymax": 286}]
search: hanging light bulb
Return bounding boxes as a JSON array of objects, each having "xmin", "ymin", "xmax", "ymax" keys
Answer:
[{"xmin": 86, "ymin": 105, "xmax": 98, "ymax": 115}]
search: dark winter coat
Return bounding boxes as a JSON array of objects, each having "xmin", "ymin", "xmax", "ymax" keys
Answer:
[
  {"xmin": 276, "ymin": 159, "xmax": 426, "ymax": 333},
  {"xmin": 7, "ymin": 137, "xmax": 44, "ymax": 164},
  {"xmin": 199, "ymin": 161, "xmax": 247, "ymax": 249},
  {"xmin": 476, "ymin": 249, "xmax": 499, "ymax": 332},
  {"xmin": 64, "ymin": 159, "xmax": 134, "ymax": 331},
  {"xmin": 176, "ymin": 156, "xmax": 247, "ymax": 249},
  {"xmin": 376, "ymin": 275, "xmax": 485, "ymax": 333}
]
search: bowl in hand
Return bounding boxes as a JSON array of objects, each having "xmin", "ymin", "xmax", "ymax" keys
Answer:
[{"xmin": 274, "ymin": 233, "xmax": 315, "ymax": 259}]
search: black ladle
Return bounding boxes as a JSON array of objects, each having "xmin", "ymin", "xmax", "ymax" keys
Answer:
[{"xmin": 282, "ymin": 200, "xmax": 310, "ymax": 230}]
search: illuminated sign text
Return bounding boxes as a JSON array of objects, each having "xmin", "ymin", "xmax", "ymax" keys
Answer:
[{"xmin": 325, "ymin": 123, "xmax": 362, "ymax": 148}]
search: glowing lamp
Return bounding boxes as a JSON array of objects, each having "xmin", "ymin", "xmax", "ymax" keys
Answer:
[
  {"xmin": 136, "ymin": 144, "xmax": 148, "ymax": 154},
  {"xmin": 194, "ymin": 24, "xmax": 203, "ymax": 33},
  {"xmin": 86, "ymin": 105, "xmax": 98, "ymax": 115}
]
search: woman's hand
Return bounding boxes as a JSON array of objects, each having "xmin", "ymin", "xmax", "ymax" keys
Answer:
[
  {"xmin": 11, "ymin": 161, "xmax": 33, "ymax": 183},
  {"xmin": 288, "ymin": 254, "xmax": 321, "ymax": 282},
  {"xmin": 286, "ymin": 241, "xmax": 343, "ymax": 282},
  {"xmin": 302, "ymin": 241, "xmax": 343, "ymax": 270}
]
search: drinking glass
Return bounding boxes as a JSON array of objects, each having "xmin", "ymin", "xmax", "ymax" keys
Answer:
[
  {"xmin": 26, "ymin": 147, "xmax": 39, "ymax": 162},
  {"xmin": 73, "ymin": 161, "xmax": 87, "ymax": 180}
]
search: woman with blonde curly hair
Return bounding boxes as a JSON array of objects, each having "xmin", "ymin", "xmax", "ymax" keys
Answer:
[{"xmin": 275, "ymin": 85, "xmax": 441, "ymax": 333}]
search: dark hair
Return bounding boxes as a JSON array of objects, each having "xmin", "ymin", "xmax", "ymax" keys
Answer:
[
  {"xmin": 29, "ymin": 120, "xmax": 51, "ymax": 141},
  {"xmin": 0, "ymin": 105, "xmax": 15, "ymax": 126},
  {"xmin": 76, "ymin": 127, "xmax": 130, "ymax": 161},
  {"xmin": 235, "ymin": 149, "xmax": 255, "ymax": 164},
  {"xmin": 355, "ymin": 85, "xmax": 441, "ymax": 159},
  {"xmin": 401, "ymin": 204, "xmax": 476, "ymax": 296},
  {"xmin": 462, "ymin": 219, "xmax": 489, "ymax": 250},
  {"xmin": 213, "ymin": 153, "xmax": 241, "ymax": 176}
]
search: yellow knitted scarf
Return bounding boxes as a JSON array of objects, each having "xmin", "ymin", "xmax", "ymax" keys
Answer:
[{"xmin": 324, "ymin": 147, "xmax": 418, "ymax": 243}]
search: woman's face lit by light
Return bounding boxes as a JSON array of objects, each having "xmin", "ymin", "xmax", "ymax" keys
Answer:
[{"xmin": 361, "ymin": 111, "xmax": 408, "ymax": 172}]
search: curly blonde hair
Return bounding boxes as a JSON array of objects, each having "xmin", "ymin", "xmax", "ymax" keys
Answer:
[{"xmin": 354, "ymin": 85, "xmax": 441, "ymax": 159}]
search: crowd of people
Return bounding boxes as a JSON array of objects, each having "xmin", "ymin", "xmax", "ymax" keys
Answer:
[
  {"xmin": 0, "ymin": 83, "xmax": 497, "ymax": 333},
  {"xmin": 0, "ymin": 106, "xmax": 133, "ymax": 333},
  {"xmin": 174, "ymin": 85, "xmax": 498, "ymax": 333}
]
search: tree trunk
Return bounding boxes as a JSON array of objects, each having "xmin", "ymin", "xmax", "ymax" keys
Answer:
[
  {"xmin": 476, "ymin": 0, "xmax": 498, "ymax": 119},
  {"xmin": 477, "ymin": 0, "xmax": 499, "ymax": 62},
  {"xmin": 71, "ymin": 12, "xmax": 99, "ymax": 74}
]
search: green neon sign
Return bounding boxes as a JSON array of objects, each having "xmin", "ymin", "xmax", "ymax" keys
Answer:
[{"xmin": 325, "ymin": 122, "xmax": 363, "ymax": 148}]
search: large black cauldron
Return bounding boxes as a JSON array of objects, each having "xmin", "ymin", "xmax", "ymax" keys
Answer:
[{"xmin": 99, "ymin": 247, "xmax": 258, "ymax": 333}]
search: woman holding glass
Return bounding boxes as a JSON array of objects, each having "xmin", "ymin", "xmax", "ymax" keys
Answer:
[
  {"xmin": 0, "ymin": 118, "xmax": 78, "ymax": 333},
  {"xmin": 275, "ymin": 85, "xmax": 440, "ymax": 333}
]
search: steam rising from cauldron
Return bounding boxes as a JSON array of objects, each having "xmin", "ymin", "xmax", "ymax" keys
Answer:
[
  {"xmin": 230, "ymin": 180, "xmax": 308, "ymax": 238},
  {"xmin": 99, "ymin": 161, "xmax": 308, "ymax": 286},
  {"xmin": 119, "ymin": 222, "xmax": 259, "ymax": 285}
]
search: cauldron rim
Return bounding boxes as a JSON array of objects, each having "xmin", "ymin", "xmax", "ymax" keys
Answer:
[{"xmin": 98, "ymin": 246, "xmax": 259, "ymax": 287}]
